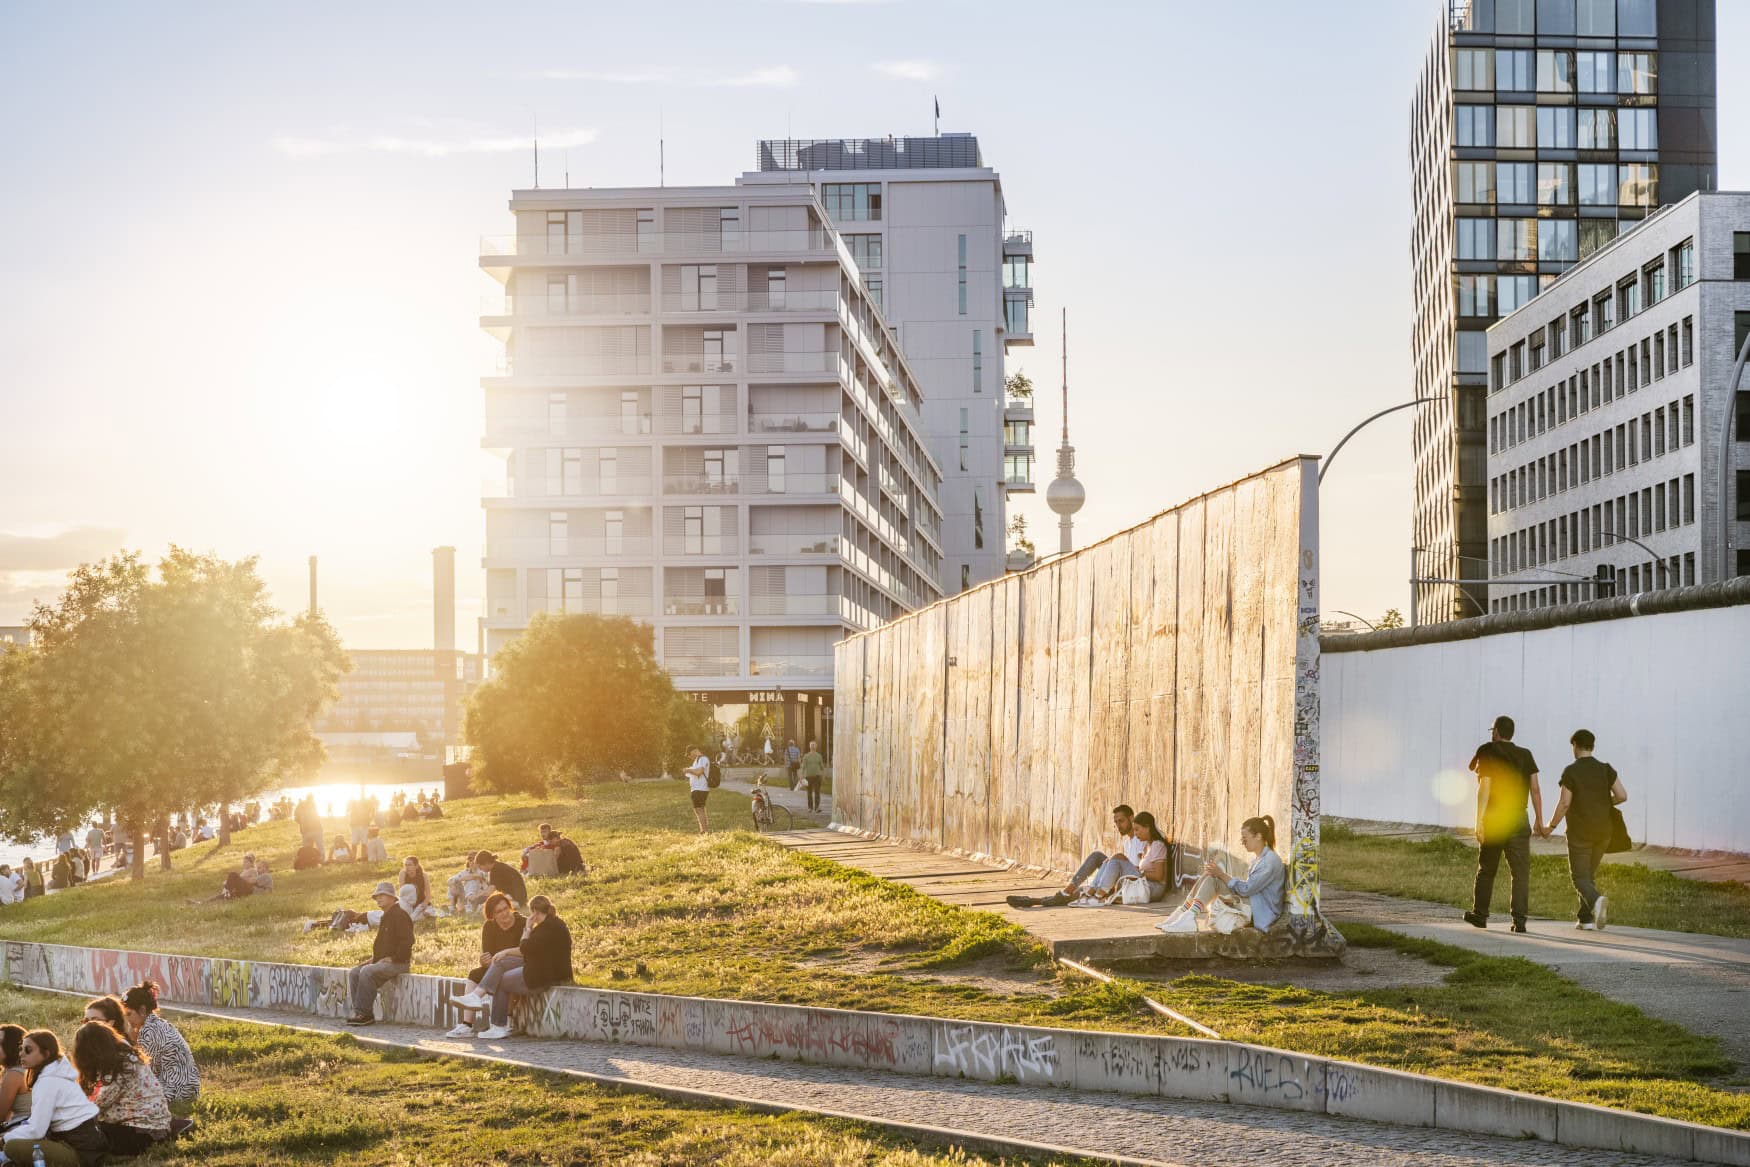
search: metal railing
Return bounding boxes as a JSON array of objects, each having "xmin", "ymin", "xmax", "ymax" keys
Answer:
[
  {"xmin": 493, "ymin": 357, "xmax": 653, "ymax": 378},
  {"xmin": 750, "ymin": 655, "xmax": 835, "ymax": 678},
  {"xmin": 662, "ymin": 598, "xmax": 740, "ymax": 617},
  {"xmin": 748, "ymin": 534, "xmax": 845, "ymax": 557},
  {"xmin": 756, "ymin": 136, "xmax": 983, "ymax": 172},
  {"xmin": 748, "ymin": 412, "xmax": 838, "ymax": 434},
  {"xmin": 485, "ymin": 537, "xmax": 654, "ymax": 559},
  {"xmin": 661, "ymin": 536, "xmax": 741, "ymax": 556},
  {"xmin": 485, "ymin": 415, "xmax": 653, "ymax": 439},
  {"xmin": 481, "ymin": 293, "xmax": 652, "ymax": 316},
  {"xmin": 663, "ymin": 474, "xmax": 741, "ymax": 495},
  {"xmin": 664, "ymin": 655, "xmax": 741, "ymax": 677},
  {"xmin": 1004, "ymin": 229, "xmax": 1033, "ymax": 246},
  {"xmin": 745, "ymin": 351, "xmax": 844, "ymax": 376},
  {"xmin": 660, "ymin": 355, "xmax": 736, "ymax": 375},
  {"xmin": 658, "ymin": 290, "xmax": 840, "ymax": 314},
  {"xmin": 749, "ymin": 473, "xmax": 840, "ymax": 495},
  {"xmin": 750, "ymin": 594, "xmax": 840, "ymax": 617},
  {"xmin": 481, "ymin": 230, "xmax": 836, "ymax": 258}
]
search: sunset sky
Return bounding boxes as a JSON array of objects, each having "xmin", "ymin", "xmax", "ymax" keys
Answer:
[{"xmin": 4, "ymin": 1, "xmax": 1748, "ymax": 648}]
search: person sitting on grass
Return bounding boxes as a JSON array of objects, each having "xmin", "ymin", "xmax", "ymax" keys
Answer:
[
  {"xmin": 447, "ymin": 852, "xmax": 488, "ymax": 916},
  {"xmin": 292, "ymin": 839, "xmax": 322, "ymax": 871},
  {"xmin": 189, "ymin": 854, "xmax": 263, "ymax": 904},
  {"xmin": 20, "ymin": 859, "xmax": 44, "ymax": 901},
  {"xmin": 328, "ymin": 834, "xmax": 354, "ymax": 864},
  {"xmin": 364, "ymin": 826, "xmax": 389, "ymax": 864},
  {"xmin": 456, "ymin": 894, "xmax": 573, "ymax": 1041},
  {"xmin": 346, "ymin": 882, "xmax": 413, "ymax": 1027},
  {"xmin": 548, "ymin": 830, "xmax": 585, "ymax": 877},
  {"xmin": 120, "ymin": 982, "xmax": 199, "ymax": 1114},
  {"xmin": 473, "ymin": 851, "xmax": 527, "ymax": 910},
  {"xmin": 520, "ymin": 825, "xmax": 560, "ymax": 874},
  {"xmin": 1158, "ymin": 815, "xmax": 1285, "ymax": 934},
  {"xmin": 80, "ymin": 998, "xmax": 128, "ymax": 1041},
  {"xmin": 48, "ymin": 853, "xmax": 73, "ymax": 892},
  {"xmin": 1, "ymin": 1029, "xmax": 105, "ymax": 1166},
  {"xmin": 75, "ymin": 1020, "xmax": 170, "ymax": 1157},
  {"xmin": 0, "ymin": 1024, "xmax": 30, "ymax": 1132},
  {"xmin": 445, "ymin": 892, "xmax": 526, "ymax": 1037},
  {"xmin": 398, "ymin": 857, "xmax": 431, "ymax": 917}
]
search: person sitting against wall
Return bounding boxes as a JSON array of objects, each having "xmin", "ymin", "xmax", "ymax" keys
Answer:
[
  {"xmin": 75, "ymin": 1020, "xmax": 171, "ymax": 1156},
  {"xmin": 345, "ymin": 882, "xmax": 414, "ymax": 1027},
  {"xmin": 461, "ymin": 894, "xmax": 573, "ymax": 1041},
  {"xmin": 1007, "ymin": 804, "xmax": 1141, "ymax": 908},
  {"xmin": 1158, "ymin": 815, "xmax": 1285, "ymax": 934},
  {"xmin": 119, "ymin": 982, "xmax": 199, "ymax": 1116},
  {"xmin": 1, "ymin": 1029, "xmax": 106, "ymax": 1166},
  {"xmin": 444, "ymin": 892, "xmax": 526, "ymax": 1037},
  {"xmin": 0, "ymin": 1024, "xmax": 30, "ymax": 1133}
]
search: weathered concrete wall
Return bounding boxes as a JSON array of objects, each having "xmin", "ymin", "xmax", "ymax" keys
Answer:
[
  {"xmin": 835, "ymin": 457, "xmax": 1325, "ymax": 925},
  {"xmin": 1323, "ymin": 592, "xmax": 1750, "ymax": 853},
  {"xmin": 8, "ymin": 939, "xmax": 1744, "ymax": 1163}
]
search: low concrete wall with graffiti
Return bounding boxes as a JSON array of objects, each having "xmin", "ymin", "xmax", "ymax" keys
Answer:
[{"xmin": 4, "ymin": 940, "xmax": 1746, "ymax": 1163}]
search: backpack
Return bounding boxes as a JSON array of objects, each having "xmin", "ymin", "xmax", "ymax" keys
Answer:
[{"xmin": 707, "ymin": 760, "xmax": 722, "ymax": 788}]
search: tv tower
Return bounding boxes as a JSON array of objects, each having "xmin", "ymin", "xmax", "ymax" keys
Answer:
[{"xmin": 1045, "ymin": 308, "xmax": 1085, "ymax": 555}]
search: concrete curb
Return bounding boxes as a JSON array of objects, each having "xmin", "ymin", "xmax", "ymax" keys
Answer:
[{"xmin": 4, "ymin": 939, "xmax": 1745, "ymax": 1164}]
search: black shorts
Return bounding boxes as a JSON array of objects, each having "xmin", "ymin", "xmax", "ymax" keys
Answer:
[{"xmin": 690, "ymin": 790, "xmax": 709, "ymax": 808}]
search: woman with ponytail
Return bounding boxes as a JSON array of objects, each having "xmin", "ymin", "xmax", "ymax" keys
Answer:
[
  {"xmin": 1158, "ymin": 814, "xmax": 1286, "ymax": 933},
  {"xmin": 119, "ymin": 982, "xmax": 199, "ymax": 1106}
]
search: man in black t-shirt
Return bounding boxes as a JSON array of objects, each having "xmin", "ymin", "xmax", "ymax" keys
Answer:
[
  {"xmin": 1544, "ymin": 728, "xmax": 1628, "ymax": 930},
  {"xmin": 1464, "ymin": 714, "xmax": 1544, "ymax": 932}
]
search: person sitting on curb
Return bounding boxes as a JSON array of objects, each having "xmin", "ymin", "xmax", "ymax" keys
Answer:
[
  {"xmin": 76, "ymin": 1020, "xmax": 171, "ymax": 1157},
  {"xmin": 1008, "ymin": 804, "xmax": 1140, "ymax": 908},
  {"xmin": 1158, "ymin": 815, "xmax": 1285, "ymax": 934},
  {"xmin": 445, "ymin": 892, "xmax": 526, "ymax": 1038},
  {"xmin": 464, "ymin": 894, "xmax": 574, "ymax": 1041},
  {"xmin": 1, "ymin": 1029, "xmax": 106, "ymax": 1167},
  {"xmin": 346, "ymin": 882, "xmax": 413, "ymax": 1027}
]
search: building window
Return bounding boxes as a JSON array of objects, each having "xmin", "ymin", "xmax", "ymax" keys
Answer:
[
  {"xmin": 1619, "ymin": 164, "xmax": 1658, "ymax": 208},
  {"xmin": 766, "ymin": 446, "xmax": 786, "ymax": 493},
  {"xmin": 1578, "ymin": 164, "xmax": 1615, "ymax": 207},
  {"xmin": 1619, "ymin": 108, "xmax": 1658, "ymax": 151},
  {"xmin": 1498, "ymin": 219, "xmax": 1536, "ymax": 262},
  {"xmin": 1576, "ymin": 0, "xmax": 1615, "ymax": 35},
  {"xmin": 718, "ymin": 208, "xmax": 740, "ymax": 248},
  {"xmin": 1456, "ymin": 106, "xmax": 1494, "ymax": 147},
  {"xmin": 605, "ymin": 510, "xmax": 623, "ymax": 554},
  {"xmin": 865, "ymin": 276, "xmax": 883, "ymax": 310},
  {"xmin": 822, "ymin": 183, "xmax": 881, "ymax": 221},
  {"xmin": 845, "ymin": 233, "xmax": 882, "ymax": 271},
  {"xmin": 1458, "ymin": 331, "xmax": 1488, "ymax": 374},
  {"xmin": 957, "ymin": 234, "xmax": 968, "ymax": 315},
  {"xmin": 1456, "ymin": 162, "xmax": 1495, "ymax": 204},
  {"xmin": 1536, "ymin": 50, "xmax": 1573, "ymax": 93},
  {"xmin": 599, "ymin": 568, "xmax": 618, "ymax": 615},
  {"xmin": 599, "ymin": 449, "xmax": 617, "ymax": 494},
  {"xmin": 1576, "ymin": 50, "xmax": 1615, "ymax": 94},
  {"xmin": 960, "ymin": 564, "xmax": 970, "ymax": 592},
  {"xmin": 636, "ymin": 209, "xmax": 656, "ymax": 252},
  {"xmin": 1577, "ymin": 108, "xmax": 1614, "ymax": 151},
  {"xmin": 548, "ymin": 511, "xmax": 568, "ymax": 556},
  {"xmin": 1739, "ymin": 471, "xmax": 1750, "ymax": 523},
  {"xmin": 1674, "ymin": 240, "xmax": 1696, "ymax": 289},
  {"xmin": 549, "ymin": 568, "xmax": 584, "ymax": 614},
  {"xmin": 1537, "ymin": 162, "xmax": 1574, "ymax": 206},
  {"xmin": 1536, "ymin": 109, "xmax": 1575, "ymax": 152},
  {"xmin": 1497, "ymin": 163, "xmax": 1535, "ymax": 205},
  {"xmin": 1617, "ymin": 52, "xmax": 1657, "ymax": 96},
  {"xmin": 548, "ymin": 392, "xmax": 568, "ymax": 437},
  {"xmin": 680, "ymin": 264, "xmax": 718, "ymax": 311},
  {"xmin": 972, "ymin": 330, "xmax": 983, "ymax": 392},
  {"xmin": 1735, "ymin": 234, "xmax": 1750, "ymax": 280},
  {"xmin": 1458, "ymin": 275, "xmax": 1493, "ymax": 317},
  {"xmin": 1538, "ymin": 219, "xmax": 1576, "ymax": 263},
  {"xmin": 1496, "ymin": 106, "xmax": 1536, "ymax": 149},
  {"xmin": 1457, "ymin": 218, "xmax": 1494, "ymax": 260},
  {"xmin": 765, "ymin": 269, "xmax": 787, "ymax": 310},
  {"xmin": 1455, "ymin": 48, "xmax": 1494, "ymax": 90},
  {"xmin": 973, "ymin": 488, "xmax": 985, "ymax": 550},
  {"xmin": 1496, "ymin": 48, "xmax": 1532, "ymax": 89},
  {"xmin": 1497, "ymin": 276, "xmax": 1537, "ymax": 316}
]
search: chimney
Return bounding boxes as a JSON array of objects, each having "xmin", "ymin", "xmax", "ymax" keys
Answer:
[
  {"xmin": 307, "ymin": 555, "xmax": 318, "ymax": 616},
  {"xmin": 433, "ymin": 546, "xmax": 456, "ymax": 653}
]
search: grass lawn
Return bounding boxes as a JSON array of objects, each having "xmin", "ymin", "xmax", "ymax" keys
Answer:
[
  {"xmin": 0, "ymin": 986, "xmax": 1089, "ymax": 1166},
  {"xmin": 2, "ymin": 787, "xmax": 1746, "ymax": 1128},
  {"xmin": 1139, "ymin": 924, "xmax": 1750, "ymax": 1129},
  {"xmin": 1322, "ymin": 823, "xmax": 1750, "ymax": 938}
]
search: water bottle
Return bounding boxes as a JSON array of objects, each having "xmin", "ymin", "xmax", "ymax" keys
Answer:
[{"xmin": 32, "ymin": 1145, "xmax": 46, "ymax": 1167}]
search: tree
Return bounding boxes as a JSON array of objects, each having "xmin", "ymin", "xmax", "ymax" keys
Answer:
[
  {"xmin": 733, "ymin": 705, "xmax": 780, "ymax": 754},
  {"xmin": 1378, "ymin": 608, "xmax": 1406, "ymax": 630},
  {"xmin": 1005, "ymin": 370, "xmax": 1033, "ymax": 401},
  {"xmin": 4, "ymin": 550, "xmax": 346, "ymax": 879},
  {"xmin": 1007, "ymin": 514, "xmax": 1036, "ymax": 558},
  {"xmin": 464, "ymin": 612, "xmax": 691, "ymax": 794}
]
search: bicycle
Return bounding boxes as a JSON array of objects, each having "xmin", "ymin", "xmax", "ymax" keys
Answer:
[{"xmin": 748, "ymin": 781, "xmax": 794, "ymax": 833}]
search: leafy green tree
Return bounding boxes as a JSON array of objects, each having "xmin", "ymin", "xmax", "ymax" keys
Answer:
[
  {"xmin": 1378, "ymin": 608, "xmax": 1406, "ymax": 630},
  {"xmin": 1005, "ymin": 370, "xmax": 1033, "ymax": 401},
  {"xmin": 664, "ymin": 697, "xmax": 716, "ymax": 779},
  {"xmin": 464, "ymin": 612, "xmax": 691, "ymax": 794},
  {"xmin": 5, "ymin": 550, "xmax": 346, "ymax": 878}
]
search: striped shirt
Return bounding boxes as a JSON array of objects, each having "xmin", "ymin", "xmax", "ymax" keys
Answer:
[{"xmin": 137, "ymin": 1014, "xmax": 200, "ymax": 1104}]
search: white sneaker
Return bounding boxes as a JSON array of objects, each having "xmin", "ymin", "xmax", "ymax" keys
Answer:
[
  {"xmin": 1156, "ymin": 911, "xmax": 1200, "ymax": 934},
  {"xmin": 477, "ymin": 1024, "xmax": 513, "ymax": 1040},
  {"xmin": 451, "ymin": 991, "xmax": 486, "ymax": 1010},
  {"xmin": 1593, "ymin": 896, "xmax": 1608, "ymax": 931},
  {"xmin": 444, "ymin": 1022, "xmax": 475, "ymax": 1038}
]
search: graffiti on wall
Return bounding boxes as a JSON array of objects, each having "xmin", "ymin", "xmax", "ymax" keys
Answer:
[
  {"xmin": 1289, "ymin": 541, "xmax": 1322, "ymax": 934},
  {"xmin": 209, "ymin": 959, "xmax": 251, "ymax": 1008},
  {"xmin": 932, "ymin": 1024, "xmax": 1060, "ymax": 1085}
]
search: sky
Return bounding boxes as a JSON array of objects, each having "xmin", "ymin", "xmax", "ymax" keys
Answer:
[{"xmin": 3, "ymin": 1, "xmax": 1748, "ymax": 648}]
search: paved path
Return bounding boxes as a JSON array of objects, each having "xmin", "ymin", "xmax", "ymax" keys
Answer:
[
  {"xmin": 171, "ymin": 1001, "xmax": 1689, "ymax": 1167},
  {"xmin": 718, "ymin": 776, "xmax": 832, "ymax": 827},
  {"xmin": 1335, "ymin": 818, "xmax": 1750, "ymax": 885},
  {"xmin": 1326, "ymin": 888, "xmax": 1750, "ymax": 1070}
]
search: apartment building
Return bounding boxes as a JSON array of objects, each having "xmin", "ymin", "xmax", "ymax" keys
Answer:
[
  {"xmin": 314, "ymin": 648, "xmax": 483, "ymax": 776},
  {"xmin": 478, "ymin": 184, "xmax": 945, "ymax": 733},
  {"xmin": 739, "ymin": 134, "xmax": 1036, "ymax": 591},
  {"xmin": 1485, "ymin": 190, "xmax": 1750, "ymax": 611},
  {"xmin": 1409, "ymin": 0, "xmax": 1716, "ymax": 621}
]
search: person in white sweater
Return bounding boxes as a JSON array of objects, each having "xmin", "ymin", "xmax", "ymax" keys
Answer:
[{"xmin": 1, "ymin": 1030, "xmax": 106, "ymax": 1166}]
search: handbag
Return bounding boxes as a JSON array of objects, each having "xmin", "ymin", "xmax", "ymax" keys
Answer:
[
  {"xmin": 1605, "ymin": 807, "xmax": 1633, "ymax": 853},
  {"xmin": 1117, "ymin": 876, "xmax": 1151, "ymax": 905}
]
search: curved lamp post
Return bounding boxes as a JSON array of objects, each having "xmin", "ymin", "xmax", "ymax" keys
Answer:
[{"xmin": 1319, "ymin": 398, "xmax": 1442, "ymax": 486}]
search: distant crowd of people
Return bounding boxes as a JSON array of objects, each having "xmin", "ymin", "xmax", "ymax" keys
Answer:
[{"xmin": 0, "ymin": 980, "xmax": 200, "ymax": 1165}]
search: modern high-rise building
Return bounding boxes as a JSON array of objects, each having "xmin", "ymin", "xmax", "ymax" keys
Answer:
[
  {"xmin": 739, "ymin": 135, "xmax": 1037, "ymax": 591},
  {"xmin": 1409, "ymin": 0, "xmax": 1715, "ymax": 621},
  {"xmin": 477, "ymin": 183, "xmax": 945, "ymax": 738},
  {"xmin": 1485, "ymin": 190, "xmax": 1750, "ymax": 610}
]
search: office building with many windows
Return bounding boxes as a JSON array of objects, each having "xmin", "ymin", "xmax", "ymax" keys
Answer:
[
  {"xmin": 1484, "ymin": 190, "xmax": 1750, "ymax": 611},
  {"xmin": 478, "ymin": 183, "xmax": 945, "ymax": 733},
  {"xmin": 1409, "ymin": 0, "xmax": 1715, "ymax": 621},
  {"xmin": 740, "ymin": 134, "xmax": 1036, "ymax": 591}
]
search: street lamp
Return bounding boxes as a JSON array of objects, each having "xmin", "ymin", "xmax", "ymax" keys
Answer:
[
  {"xmin": 1718, "ymin": 327, "xmax": 1750, "ymax": 582},
  {"xmin": 1319, "ymin": 398, "xmax": 1442, "ymax": 486}
]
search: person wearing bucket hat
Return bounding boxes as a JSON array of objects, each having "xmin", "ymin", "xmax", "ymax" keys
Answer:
[{"xmin": 346, "ymin": 881, "xmax": 413, "ymax": 1026}]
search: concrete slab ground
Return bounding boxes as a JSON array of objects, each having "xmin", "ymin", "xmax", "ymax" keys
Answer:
[
  {"xmin": 1327, "ymin": 888, "xmax": 1750, "ymax": 1072},
  {"xmin": 1335, "ymin": 818, "xmax": 1750, "ymax": 886}
]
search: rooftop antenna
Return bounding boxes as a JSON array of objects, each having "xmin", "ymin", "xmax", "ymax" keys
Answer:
[
  {"xmin": 564, "ymin": 148, "xmax": 570, "ymax": 189},
  {"xmin": 532, "ymin": 113, "xmax": 540, "ymax": 189},
  {"xmin": 933, "ymin": 95, "xmax": 940, "ymax": 137},
  {"xmin": 659, "ymin": 109, "xmax": 665, "ymax": 187},
  {"xmin": 1045, "ymin": 307, "xmax": 1086, "ymax": 555}
]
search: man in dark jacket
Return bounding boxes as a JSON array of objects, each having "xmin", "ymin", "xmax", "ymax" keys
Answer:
[
  {"xmin": 476, "ymin": 850, "xmax": 527, "ymax": 907},
  {"xmin": 347, "ymin": 881, "xmax": 413, "ymax": 1025},
  {"xmin": 551, "ymin": 831, "xmax": 585, "ymax": 877},
  {"xmin": 478, "ymin": 894, "xmax": 573, "ymax": 1039}
]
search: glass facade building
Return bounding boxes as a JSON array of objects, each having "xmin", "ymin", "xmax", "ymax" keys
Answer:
[{"xmin": 1409, "ymin": 0, "xmax": 1715, "ymax": 621}]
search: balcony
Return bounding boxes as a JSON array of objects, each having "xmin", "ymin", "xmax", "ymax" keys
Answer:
[
  {"xmin": 747, "ymin": 412, "xmax": 838, "ymax": 434},
  {"xmin": 662, "ymin": 597, "xmax": 740, "ymax": 617},
  {"xmin": 663, "ymin": 474, "xmax": 741, "ymax": 495},
  {"xmin": 480, "ymin": 229, "xmax": 835, "ymax": 261},
  {"xmin": 662, "ymin": 535, "xmax": 741, "ymax": 556},
  {"xmin": 664, "ymin": 654, "xmax": 741, "ymax": 678},
  {"xmin": 484, "ymin": 414, "xmax": 653, "ymax": 442},
  {"xmin": 485, "ymin": 536, "xmax": 654, "ymax": 560},
  {"xmin": 750, "ymin": 473, "xmax": 840, "ymax": 496},
  {"xmin": 1003, "ymin": 229, "xmax": 1034, "ymax": 255},
  {"xmin": 1003, "ymin": 292, "xmax": 1035, "ymax": 347},
  {"xmin": 751, "ymin": 594, "xmax": 841, "ymax": 617},
  {"xmin": 660, "ymin": 354, "xmax": 736, "ymax": 375},
  {"xmin": 1003, "ymin": 398, "xmax": 1035, "ymax": 423},
  {"xmin": 483, "ymin": 477, "xmax": 656, "ymax": 502},
  {"xmin": 1004, "ymin": 474, "xmax": 1036, "ymax": 495},
  {"xmin": 489, "ymin": 355, "xmax": 652, "ymax": 379},
  {"xmin": 750, "ymin": 655, "xmax": 834, "ymax": 679},
  {"xmin": 746, "ymin": 351, "xmax": 844, "ymax": 376},
  {"xmin": 658, "ymin": 290, "xmax": 840, "ymax": 315},
  {"xmin": 748, "ymin": 534, "xmax": 846, "ymax": 557},
  {"xmin": 480, "ymin": 292, "xmax": 651, "ymax": 318}
]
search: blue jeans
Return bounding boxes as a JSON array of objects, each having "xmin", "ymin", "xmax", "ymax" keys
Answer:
[
  {"xmin": 1067, "ymin": 850, "xmax": 1140, "ymax": 894},
  {"xmin": 480, "ymin": 953, "xmax": 525, "ymax": 1025}
]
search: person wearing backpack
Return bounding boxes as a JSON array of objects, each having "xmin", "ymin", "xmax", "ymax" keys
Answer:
[
  {"xmin": 1541, "ymin": 728, "xmax": 1629, "ymax": 931},
  {"xmin": 685, "ymin": 746, "xmax": 713, "ymax": 834}
]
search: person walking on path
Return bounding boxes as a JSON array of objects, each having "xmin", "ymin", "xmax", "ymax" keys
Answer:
[
  {"xmin": 785, "ymin": 739, "xmax": 801, "ymax": 789},
  {"xmin": 1542, "ymin": 728, "xmax": 1628, "ymax": 931},
  {"xmin": 799, "ymin": 741, "xmax": 826, "ymax": 813},
  {"xmin": 684, "ymin": 746, "xmax": 712, "ymax": 834},
  {"xmin": 346, "ymin": 882, "xmax": 413, "ymax": 1026},
  {"xmin": 1465, "ymin": 714, "xmax": 1543, "ymax": 933}
]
